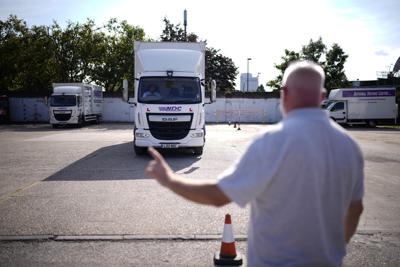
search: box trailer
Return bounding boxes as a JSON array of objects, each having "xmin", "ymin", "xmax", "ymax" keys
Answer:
[
  {"xmin": 326, "ymin": 87, "xmax": 397, "ymax": 126},
  {"xmin": 49, "ymin": 83, "xmax": 103, "ymax": 127}
]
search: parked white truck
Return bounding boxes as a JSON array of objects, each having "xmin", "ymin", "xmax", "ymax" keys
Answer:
[
  {"xmin": 325, "ymin": 87, "xmax": 397, "ymax": 126},
  {"xmin": 49, "ymin": 83, "xmax": 103, "ymax": 128},
  {"xmin": 122, "ymin": 42, "xmax": 216, "ymax": 155}
]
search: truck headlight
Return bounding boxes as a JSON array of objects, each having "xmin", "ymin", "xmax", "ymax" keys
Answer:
[
  {"xmin": 136, "ymin": 132, "xmax": 149, "ymax": 138},
  {"xmin": 191, "ymin": 132, "xmax": 204, "ymax": 138}
]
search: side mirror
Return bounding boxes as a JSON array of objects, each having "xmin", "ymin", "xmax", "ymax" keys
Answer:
[
  {"xmin": 210, "ymin": 80, "xmax": 217, "ymax": 103},
  {"xmin": 122, "ymin": 79, "xmax": 129, "ymax": 102}
]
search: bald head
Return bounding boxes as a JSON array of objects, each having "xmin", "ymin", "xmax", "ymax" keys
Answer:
[{"xmin": 281, "ymin": 61, "xmax": 326, "ymax": 115}]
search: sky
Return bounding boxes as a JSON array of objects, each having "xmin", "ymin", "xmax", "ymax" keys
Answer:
[{"xmin": 1, "ymin": 0, "xmax": 399, "ymax": 90}]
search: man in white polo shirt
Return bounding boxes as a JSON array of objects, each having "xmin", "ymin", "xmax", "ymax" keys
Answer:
[{"xmin": 145, "ymin": 60, "xmax": 364, "ymax": 267}]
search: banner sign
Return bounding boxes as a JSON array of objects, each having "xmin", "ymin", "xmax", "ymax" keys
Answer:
[{"xmin": 342, "ymin": 90, "xmax": 395, "ymax": 97}]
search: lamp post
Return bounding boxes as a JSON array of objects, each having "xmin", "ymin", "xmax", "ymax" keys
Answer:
[{"xmin": 247, "ymin": 58, "xmax": 252, "ymax": 92}]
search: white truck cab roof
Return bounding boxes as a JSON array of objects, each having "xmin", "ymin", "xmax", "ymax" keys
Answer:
[
  {"xmin": 134, "ymin": 42, "xmax": 206, "ymax": 77},
  {"xmin": 52, "ymin": 86, "xmax": 82, "ymax": 95},
  {"xmin": 136, "ymin": 49, "xmax": 203, "ymax": 74}
]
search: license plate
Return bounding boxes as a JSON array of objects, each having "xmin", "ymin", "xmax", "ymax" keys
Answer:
[{"xmin": 161, "ymin": 144, "xmax": 179, "ymax": 148}]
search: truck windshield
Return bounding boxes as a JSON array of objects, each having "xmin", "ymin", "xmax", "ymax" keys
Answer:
[
  {"xmin": 50, "ymin": 95, "xmax": 76, "ymax": 107},
  {"xmin": 138, "ymin": 77, "xmax": 201, "ymax": 104}
]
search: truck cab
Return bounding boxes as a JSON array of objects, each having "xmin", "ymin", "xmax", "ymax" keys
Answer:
[
  {"xmin": 124, "ymin": 42, "xmax": 216, "ymax": 155},
  {"xmin": 49, "ymin": 83, "xmax": 103, "ymax": 127},
  {"xmin": 326, "ymin": 101, "xmax": 347, "ymax": 124},
  {"xmin": 50, "ymin": 86, "xmax": 83, "ymax": 127}
]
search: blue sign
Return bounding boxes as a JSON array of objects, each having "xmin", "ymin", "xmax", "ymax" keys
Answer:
[
  {"xmin": 159, "ymin": 106, "xmax": 182, "ymax": 112},
  {"xmin": 342, "ymin": 90, "xmax": 395, "ymax": 97}
]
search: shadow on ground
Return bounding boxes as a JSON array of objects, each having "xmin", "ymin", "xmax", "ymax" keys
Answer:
[
  {"xmin": 0, "ymin": 122, "xmax": 134, "ymax": 132},
  {"xmin": 346, "ymin": 126, "xmax": 400, "ymax": 132},
  {"xmin": 45, "ymin": 142, "xmax": 201, "ymax": 181}
]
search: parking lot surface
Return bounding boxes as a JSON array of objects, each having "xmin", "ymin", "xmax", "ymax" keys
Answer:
[{"xmin": 0, "ymin": 123, "xmax": 399, "ymax": 266}]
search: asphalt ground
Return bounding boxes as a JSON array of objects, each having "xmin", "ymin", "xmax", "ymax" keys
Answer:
[{"xmin": 0, "ymin": 123, "xmax": 399, "ymax": 266}]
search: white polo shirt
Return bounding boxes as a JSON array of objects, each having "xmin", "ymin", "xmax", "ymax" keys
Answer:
[{"xmin": 218, "ymin": 108, "xmax": 364, "ymax": 267}]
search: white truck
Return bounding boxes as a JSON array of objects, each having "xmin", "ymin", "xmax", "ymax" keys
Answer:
[
  {"xmin": 325, "ymin": 87, "xmax": 397, "ymax": 126},
  {"xmin": 49, "ymin": 83, "xmax": 103, "ymax": 128},
  {"xmin": 122, "ymin": 42, "xmax": 216, "ymax": 155}
]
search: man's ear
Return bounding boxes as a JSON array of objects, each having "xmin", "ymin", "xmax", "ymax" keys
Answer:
[
  {"xmin": 281, "ymin": 86, "xmax": 289, "ymax": 97},
  {"xmin": 321, "ymin": 88, "xmax": 327, "ymax": 101}
]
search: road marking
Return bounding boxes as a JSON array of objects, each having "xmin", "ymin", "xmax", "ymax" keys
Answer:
[
  {"xmin": 1, "ymin": 231, "xmax": 398, "ymax": 242},
  {"xmin": 1, "ymin": 231, "xmax": 397, "ymax": 242},
  {"xmin": 0, "ymin": 181, "xmax": 41, "ymax": 205},
  {"xmin": 0, "ymin": 234, "xmax": 248, "ymax": 242}
]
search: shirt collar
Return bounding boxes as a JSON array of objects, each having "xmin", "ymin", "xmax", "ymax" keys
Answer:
[{"xmin": 285, "ymin": 108, "xmax": 329, "ymax": 120}]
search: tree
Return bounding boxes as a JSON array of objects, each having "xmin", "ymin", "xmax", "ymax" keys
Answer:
[
  {"xmin": 324, "ymin": 43, "xmax": 348, "ymax": 90},
  {"xmin": 256, "ymin": 84, "xmax": 265, "ymax": 92},
  {"xmin": 160, "ymin": 18, "xmax": 198, "ymax": 42},
  {"xmin": 0, "ymin": 15, "xmax": 56, "ymax": 94},
  {"xmin": 89, "ymin": 18, "xmax": 145, "ymax": 92},
  {"xmin": 0, "ymin": 15, "xmax": 145, "ymax": 94},
  {"xmin": 267, "ymin": 38, "xmax": 348, "ymax": 93},
  {"xmin": 266, "ymin": 49, "xmax": 300, "ymax": 91},
  {"xmin": 301, "ymin": 37, "xmax": 326, "ymax": 63},
  {"xmin": 160, "ymin": 18, "xmax": 238, "ymax": 92}
]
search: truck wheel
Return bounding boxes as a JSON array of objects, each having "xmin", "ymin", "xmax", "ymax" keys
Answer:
[
  {"xmin": 77, "ymin": 116, "xmax": 83, "ymax": 128},
  {"xmin": 193, "ymin": 147, "xmax": 203, "ymax": 156},
  {"xmin": 134, "ymin": 145, "xmax": 146, "ymax": 155},
  {"xmin": 52, "ymin": 124, "xmax": 58, "ymax": 129},
  {"xmin": 368, "ymin": 120, "xmax": 376, "ymax": 128}
]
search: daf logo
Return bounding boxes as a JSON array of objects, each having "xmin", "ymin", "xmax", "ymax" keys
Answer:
[{"xmin": 159, "ymin": 106, "xmax": 182, "ymax": 112}]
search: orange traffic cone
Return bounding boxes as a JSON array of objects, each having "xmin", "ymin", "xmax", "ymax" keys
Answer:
[{"xmin": 214, "ymin": 214, "xmax": 243, "ymax": 266}]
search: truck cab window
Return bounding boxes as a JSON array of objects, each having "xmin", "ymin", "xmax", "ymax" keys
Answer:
[
  {"xmin": 138, "ymin": 77, "xmax": 201, "ymax": 104},
  {"xmin": 332, "ymin": 102, "xmax": 344, "ymax": 111},
  {"xmin": 50, "ymin": 95, "xmax": 77, "ymax": 107}
]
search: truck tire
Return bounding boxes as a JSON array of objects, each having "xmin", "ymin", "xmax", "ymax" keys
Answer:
[
  {"xmin": 134, "ymin": 145, "xmax": 147, "ymax": 155},
  {"xmin": 368, "ymin": 120, "xmax": 376, "ymax": 128},
  {"xmin": 193, "ymin": 147, "xmax": 203, "ymax": 156},
  {"xmin": 77, "ymin": 115, "xmax": 84, "ymax": 128},
  {"xmin": 52, "ymin": 124, "xmax": 58, "ymax": 129}
]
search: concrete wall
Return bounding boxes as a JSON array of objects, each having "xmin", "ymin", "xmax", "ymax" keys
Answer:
[
  {"xmin": 102, "ymin": 98, "xmax": 135, "ymax": 122},
  {"xmin": 205, "ymin": 98, "xmax": 282, "ymax": 123},
  {"xmin": 9, "ymin": 97, "xmax": 282, "ymax": 123},
  {"xmin": 9, "ymin": 97, "xmax": 50, "ymax": 123}
]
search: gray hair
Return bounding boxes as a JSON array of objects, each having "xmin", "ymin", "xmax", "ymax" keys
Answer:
[{"xmin": 282, "ymin": 60, "xmax": 325, "ymax": 90}]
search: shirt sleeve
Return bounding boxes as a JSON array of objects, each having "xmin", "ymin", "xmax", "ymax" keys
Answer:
[
  {"xmin": 351, "ymin": 145, "xmax": 364, "ymax": 201},
  {"xmin": 217, "ymin": 136, "xmax": 275, "ymax": 207}
]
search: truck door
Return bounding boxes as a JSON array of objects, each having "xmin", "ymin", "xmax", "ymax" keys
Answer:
[{"xmin": 329, "ymin": 101, "xmax": 347, "ymax": 123}]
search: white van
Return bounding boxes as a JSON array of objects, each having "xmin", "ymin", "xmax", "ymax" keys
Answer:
[{"xmin": 326, "ymin": 87, "xmax": 397, "ymax": 126}]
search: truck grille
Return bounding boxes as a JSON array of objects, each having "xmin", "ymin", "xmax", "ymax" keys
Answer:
[
  {"xmin": 147, "ymin": 114, "xmax": 193, "ymax": 140},
  {"xmin": 54, "ymin": 113, "xmax": 72, "ymax": 121}
]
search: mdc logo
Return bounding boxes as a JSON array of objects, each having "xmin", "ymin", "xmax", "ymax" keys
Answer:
[{"xmin": 159, "ymin": 106, "xmax": 182, "ymax": 112}]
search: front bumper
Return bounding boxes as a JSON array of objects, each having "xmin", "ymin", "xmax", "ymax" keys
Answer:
[
  {"xmin": 50, "ymin": 113, "xmax": 79, "ymax": 124},
  {"xmin": 134, "ymin": 128, "xmax": 204, "ymax": 148}
]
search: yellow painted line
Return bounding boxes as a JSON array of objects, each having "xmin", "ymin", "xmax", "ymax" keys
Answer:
[{"xmin": 0, "ymin": 181, "xmax": 41, "ymax": 205}]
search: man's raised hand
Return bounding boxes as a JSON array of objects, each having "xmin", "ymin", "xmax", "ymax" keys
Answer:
[{"xmin": 145, "ymin": 147, "xmax": 173, "ymax": 187}]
